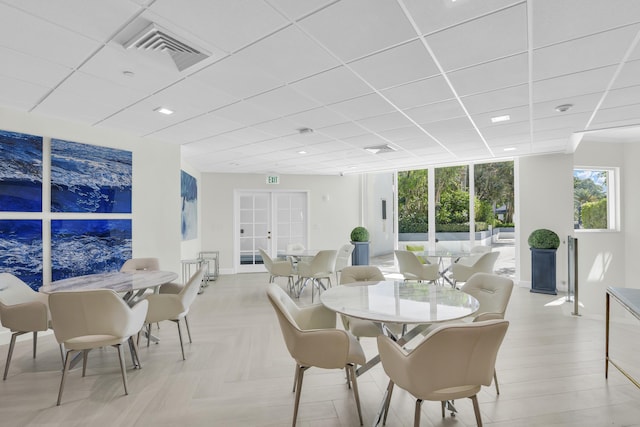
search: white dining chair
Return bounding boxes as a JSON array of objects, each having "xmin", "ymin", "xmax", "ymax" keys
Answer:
[
  {"xmin": 334, "ymin": 243, "xmax": 354, "ymax": 284},
  {"xmin": 296, "ymin": 250, "xmax": 337, "ymax": 302},
  {"xmin": 48, "ymin": 289, "xmax": 148, "ymax": 406}
]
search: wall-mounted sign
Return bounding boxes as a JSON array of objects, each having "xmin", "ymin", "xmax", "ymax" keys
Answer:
[{"xmin": 266, "ymin": 175, "xmax": 280, "ymax": 184}]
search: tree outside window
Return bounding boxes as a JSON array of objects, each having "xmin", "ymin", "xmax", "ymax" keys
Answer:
[{"xmin": 573, "ymin": 169, "xmax": 611, "ymax": 230}]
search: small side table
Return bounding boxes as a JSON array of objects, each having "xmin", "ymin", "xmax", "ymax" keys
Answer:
[
  {"xmin": 199, "ymin": 251, "xmax": 219, "ymax": 282},
  {"xmin": 181, "ymin": 258, "xmax": 207, "ymax": 289}
]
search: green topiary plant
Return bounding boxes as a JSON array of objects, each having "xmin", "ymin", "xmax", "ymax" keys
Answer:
[
  {"xmin": 350, "ymin": 226, "xmax": 370, "ymax": 242},
  {"xmin": 528, "ymin": 228, "xmax": 560, "ymax": 249}
]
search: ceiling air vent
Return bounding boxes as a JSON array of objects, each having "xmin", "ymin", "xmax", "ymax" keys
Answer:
[
  {"xmin": 123, "ymin": 23, "xmax": 209, "ymax": 72},
  {"xmin": 364, "ymin": 144, "xmax": 397, "ymax": 154}
]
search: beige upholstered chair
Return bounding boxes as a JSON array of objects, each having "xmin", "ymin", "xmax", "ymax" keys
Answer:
[
  {"xmin": 339, "ymin": 266, "xmax": 386, "ymax": 337},
  {"xmin": 266, "ymin": 284, "xmax": 365, "ymax": 426},
  {"xmin": 0, "ymin": 273, "xmax": 53, "ymax": 380},
  {"xmin": 296, "ymin": 250, "xmax": 337, "ymax": 302},
  {"xmin": 143, "ymin": 267, "xmax": 205, "ymax": 360},
  {"xmin": 451, "ymin": 251, "xmax": 500, "ymax": 286},
  {"xmin": 334, "ymin": 243, "xmax": 354, "ymax": 283},
  {"xmin": 120, "ymin": 257, "xmax": 160, "ymax": 272},
  {"xmin": 377, "ymin": 319, "xmax": 509, "ymax": 427},
  {"xmin": 259, "ymin": 248, "xmax": 295, "ymax": 293},
  {"xmin": 395, "ymin": 250, "xmax": 440, "ymax": 283},
  {"xmin": 48, "ymin": 289, "xmax": 148, "ymax": 406}
]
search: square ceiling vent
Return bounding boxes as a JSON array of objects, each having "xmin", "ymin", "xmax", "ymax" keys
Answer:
[
  {"xmin": 123, "ymin": 23, "xmax": 210, "ymax": 72},
  {"xmin": 364, "ymin": 144, "xmax": 397, "ymax": 154}
]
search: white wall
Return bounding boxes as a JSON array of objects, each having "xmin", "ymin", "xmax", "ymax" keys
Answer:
[
  {"xmin": 200, "ymin": 173, "xmax": 362, "ymax": 273},
  {"xmin": 517, "ymin": 154, "xmax": 574, "ymax": 292},
  {"xmin": 0, "ymin": 107, "xmax": 183, "ymax": 274}
]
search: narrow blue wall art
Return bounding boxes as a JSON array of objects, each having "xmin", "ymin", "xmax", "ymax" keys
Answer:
[{"xmin": 181, "ymin": 170, "xmax": 197, "ymax": 241}]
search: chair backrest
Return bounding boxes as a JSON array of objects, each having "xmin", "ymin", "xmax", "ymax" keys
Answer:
[
  {"xmin": 258, "ymin": 248, "xmax": 273, "ymax": 272},
  {"xmin": 120, "ymin": 258, "xmax": 160, "ymax": 272},
  {"xmin": 311, "ymin": 250, "xmax": 338, "ymax": 275},
  {"xmin": 395, "ymin": 250, "xmax": 426, "ymax": 277},
  {"xmin": 378, "ymin": 319, "xmax": 509, "ymax": 398},
  {"xmin": 474, "ymin": 251, "xmax": 500, "ymax": 272},
  {"xmin": 461, "ymin": 273, "xmax": 514, "ymax": 318},
  {"xmin": 340, "ymin": 266, "xmax": 385, "ymax": 284},
  {"xmin": 334, "ymin": 244, "xmax": 354, "ymax": 272},
  {"xmin": 178, "ymin": 267, "xmax": 206, "ymax": 311},
  {"xmin": 0, "ymin": 273, "xmax": 49, "ymax": 330},
  {"xmin": 49, "ymin": 289, "xmax": 147, "ymax": 343},
  {"xmin": 266, "ymin": 284, "xmax": 349, "ymax": 369}
]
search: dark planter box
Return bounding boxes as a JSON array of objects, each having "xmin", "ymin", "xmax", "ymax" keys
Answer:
[
  {"xmin": 530, "ymin": 248, "xmax": 557, "ymax": 295},
  {"xmin": 351, "ymin": 241, "xmax": 370, "ymax": 265}
]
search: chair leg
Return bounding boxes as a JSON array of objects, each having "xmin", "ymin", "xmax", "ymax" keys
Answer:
[
  {"xmin": 129, "ymin": 336, "xmax": 142, "ymax": 369},
  {"xmin": 470, "ymin": 395, "xmax": 483, "ymax": 427},
  {"xmin": 414, "ymin": 399, "xmax": 423, "ymax": 427},
  {"xmin": 174, "ymin": 319, "xmax": 186, "ymax": 360},
  {"xmin": 3, "ymin": 331, "xmax": 24, "ymax": 380},
  {"xmin": 146, "ymin": 323, "xmax": 152, "ymax": 347},
  {"xmin": 32, "ymin": 331, "xmax": 38, "ymax": 358},
  {"xmin": 82, "ymin": 349, "xmax": 89, "ymax": 377},
  {"xmin": 347, "ymin": 364, "xmax": 363, "ymax": 425},
  {"xmin": 292, "ymin": 365, "xmax": 308, "ymax": 427},
  {"xmin": 441, "ymin": 401, "xmax": 446, "ymax": 418},
  {"xmin": 493, "ymin": 369, "xmax": 500, "ymax": 395},
  {"xmin": 382, "ymin": 380, "xmax": 394, "ymax": 425},
  {"xmin": 292, "ymin": 363, "xmax": 300, "ymax": 392},
  {"xmin": 184, "ymin": 315, "xmax": 193, "ymax": 343},
  {"xmin": 115, "ymin": 344, "xmax": 129, "ymax": 396},
  {"xmin": 57, "ymin": 350, "xmax": 74, "ymax": 406}
]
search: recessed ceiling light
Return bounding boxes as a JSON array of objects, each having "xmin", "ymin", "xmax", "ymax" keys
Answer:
[
  {"xmin": 364, "ymin": 144, "xmax": 396, "ymax": 154},
  {"xmin": 491, "ymin": 115, "xmax": 511, "ymax": 123},
  {"xmin": 555, "ymin": 104, "xmax": 573, "ymax": 113},
  {"xmin": 122, "ymin": 70, "xmax": 135, "ymax": 78},
  {"xmin": 503, "ymin": 147, "xmax": 517, "ymax": 152},
  {"xmin": 154, "ymin": 107, "xmax": 174, "ymax": 115},
  {"xmin": 298, "ymin": 150, "xmax": 307, "ymax": 155},
  {"xmin": 298, "ymin": 127, "xmax": 314, "ymax": 135}
]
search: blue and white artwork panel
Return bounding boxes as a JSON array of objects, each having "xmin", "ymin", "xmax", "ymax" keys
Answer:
[
  {"xmin": 0, "ymin": 220, "xmax": 43, "ymax": 290},
  {"xmin": 0, "ymin": 130, "xmax": 43, "ymax": 212},
  {"xmin": 51, "ymin": 139, "xmax": 132, "ymax": 213},
  {"xmin": 181, "ymin": 170, "xmax": 197, "ymax": 241}
]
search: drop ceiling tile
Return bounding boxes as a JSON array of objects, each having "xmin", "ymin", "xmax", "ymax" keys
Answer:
[
  {"xmin": 290, "ymin": 66, "xmax": 372, "ymax": 105},
  {"xmin": 426, "ymin": 4, "xmax": 527, "ymax": 71},
  {"xmin": 0, "ymin": 4, "xmax": 101, "ymax": 67},
  {"xmin": 403, "ymin": 0, "xmax": 517, "ymax": 36},
  {"xmin": 378, "ymin": 126, "xmax": 430, "ymax": 142},
  {"xmin": 342, "ymin": 133, "xmax": 389, "ymax": 148},
  {"xmin": 532, "ymin": 25, "xmax": 640, "ymax": 81},
  {"xmin": 184, "ymin": 135, "xmax": 240, "ymax": 152},
  {"xmin": 147, "ymin": 0, "xmax": 288, "ymax": 53},
  {"xmin": 0, "ymin": 75, "xmax": 49, "ymax": 111},
  {"xmin": 590, "ymin": 103, "xmax": 640, "ymax": 127},
  {"xmin": 190, "ymin": 53, "xmax": 283, "ymax": 99},
  {"xmin": 299, "ymin": 0, "xmax": 416, "ymax": 62},
  {"xmin": 533, "ymin": 112, "xmax": 591, "ymax": 132},
  {"xmin": 349, "ymin": 40, "xmax": 440, "ymax": 90},
  {"xmin": 240, "ymin": 25, "xmax": 340, "ymax": 84},
  {"xmin": 3, "ymin": 0, "xmax": 141, "ymax": 42},
  {"xmin": 153, "ymin": 78, "xmax": 238, "ymax": 114},
  {"xmin": 80, "ymin": 44, "xmax": 183, "ymax": 93},
  {"xmin": 251, "ymin": 117, "xmax": 305, "ymax": 138},
  {"xmin": 0, "ymin": 46, "xmax": 72, "ymax": 87},
  {"xmin": 532, "ymin": 93, "xmax": 602, "ymax": 119},
  {"xmin": 613, "ymin": 59, "xmax": 640, "ymax": 89},
  {"xmin": 532, "ymin": 0, "xmax": 640, "ymax": 48},
  {"xmin": 602, "ymin": 85, "xmax": 640, "ymax": 110},
  {"xmin": 532, "ymin": 65, "xmax": 616, "ymax": 103},
  {"xmin": 356, "ymin": 112, "xmax": 414, "ymax": 133},
  {"xmin": 461, "ymin": 84, "xmax": 529, "ymax": 115},
  {"xmin": 148, "ymin": 112, "xmax": 243, "ymax": 144},
  {"xmin": 286, "ymin": 107, "xmax": 349, "ymax": 130},
  {"xmin": 211, "ymin": 101, "xmax": 280, "ymax": 126},
  {"xmin": 382, "ymin": 75, "xmax": 455, "ymax": 109},
  {"xmin": 479, "ymin": 120, "xmax": 530, "ymax": 139},
  {"xmin": 268, "ymin": 0, "xmax": 336, "ymax": 20},
  {"xmin": 220, "ymin": 127, "xmax": 273, "ymax": 144},
  {"xmin": 328, "ymin": 93, "xmax": 395, "ymax": 121},
  {"xmin": 448, "ymin": 53, "xmax": 528, "ymax": 96},
  {"xmin": 473, "ymin": 105, "xmax": 530, "ymax": 130},
  {"xmin": 316, "ymin": 122, "xmax": 368, "ymax": 140},
  {"xmin": 405, "ymin": 99, "xmax": 466, "ymax": 125},
  {"xmin": 247, "ymin": 85, "xmax": 320, "ymax": 117}
]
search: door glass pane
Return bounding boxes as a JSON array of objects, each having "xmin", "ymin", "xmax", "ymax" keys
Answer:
[
  {"xmin": 397, "ymin": 169, "xmax": 429, "ymax": 250},
  {"xmin": 435, "ymin": 165, "xmax": 469, "ymax": 252}
]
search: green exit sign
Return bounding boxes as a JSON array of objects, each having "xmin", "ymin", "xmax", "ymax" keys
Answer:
[{"xmin": 266, "ymin": 175, "xmax": 280, "ymax": 184}]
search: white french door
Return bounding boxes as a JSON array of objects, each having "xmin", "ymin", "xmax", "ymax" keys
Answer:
[{"xmin": 235, "ymin": 191, "xmax": 308, "ymax": 273}]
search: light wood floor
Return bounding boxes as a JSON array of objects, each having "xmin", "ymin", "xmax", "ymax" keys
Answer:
[{"xmin": 1, "ymin": 269, "xmax": 640, "ymax": 426}]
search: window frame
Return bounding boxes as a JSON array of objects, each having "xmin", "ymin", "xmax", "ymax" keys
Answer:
[{"xmin": 573, "ymin": 166, "xmax": 619, "ymax": 232}]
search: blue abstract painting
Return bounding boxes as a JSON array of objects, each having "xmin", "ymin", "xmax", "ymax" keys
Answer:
[
  {"xmin": 0, "ymin": 220, "xmax": 43, "ymax": 290},
  {"xmin": 51, "ymin": 219, "xmax": 132, "ymax": 281},
  {"xmin": 0, "ymin": 130, "xmax": 43, "ymax": 212},
  {"xmin": 181, "ymin": 170, "xmax": 197, "ymax": 241},
  {"xmin": 51, "ymin": 139, "xmax": 132, "ymax": 213}
]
